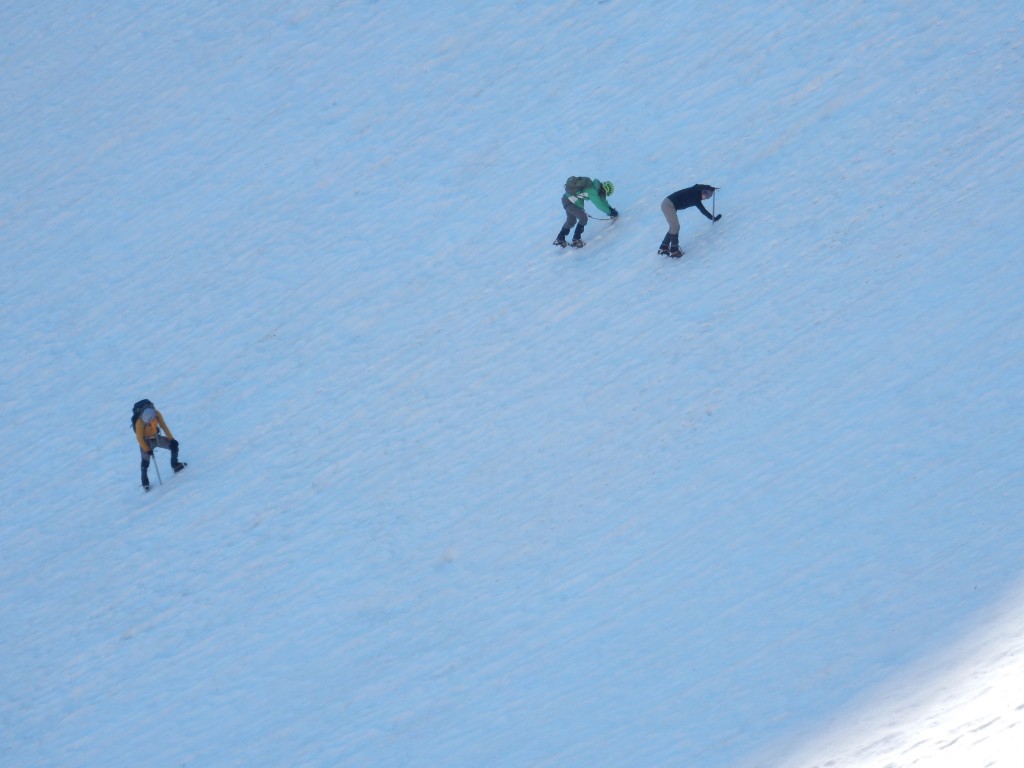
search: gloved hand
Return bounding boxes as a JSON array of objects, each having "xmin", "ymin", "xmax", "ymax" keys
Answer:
[
  {"xmin": 169, "ymin": 440, "xmax": 179, "ymax": 450},
  {"xmin": 143, "ymin": 450, "xmax": 153, "ymax": 458},
  {"xmin": 609, "ymin": 208, "xmax": 619, "ymax": 218},
  {"xmin": 713, "ymin": 214, "xmax": 722, "ymax": 222}
]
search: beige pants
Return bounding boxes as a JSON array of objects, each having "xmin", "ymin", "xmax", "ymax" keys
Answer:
[{"xmin": 661, "ymin": 198, "xmax": 680, "ymax": 235}]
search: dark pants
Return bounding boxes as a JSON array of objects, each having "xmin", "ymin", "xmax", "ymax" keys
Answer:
[
  {"xmin": 561, "ymin": 195, "xmax": 588, "ymax": 237},
  {"xmin": 141, "ymin": 436, "xmax": 179, "ymax": 473},
  {"xmin": 141, "ymin": 434, "xmax": 175, "ymax": 465},
  {"xmin": 140, "ymin": 435, "xmax": 180, "ymax": 486}
]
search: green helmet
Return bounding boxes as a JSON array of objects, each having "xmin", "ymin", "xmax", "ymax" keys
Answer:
[{"xmin": 602, "ymin": 180, "xmax": 615, "ymax": 196}]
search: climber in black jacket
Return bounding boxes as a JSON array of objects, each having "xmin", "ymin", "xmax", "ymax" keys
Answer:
[{"xmin": 658, "ymin": 184, "xmax": 721, "ymax": 257}]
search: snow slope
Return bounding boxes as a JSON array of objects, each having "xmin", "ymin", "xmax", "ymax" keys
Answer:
[{"xmin": 2, "ymin": 2, "xmax": 1023, "ymax": 766}]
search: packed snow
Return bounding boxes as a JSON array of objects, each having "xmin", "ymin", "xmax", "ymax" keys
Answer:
[{"xmin": 3, "ymin": 2, "xmax": 1023, "ymax": 766}]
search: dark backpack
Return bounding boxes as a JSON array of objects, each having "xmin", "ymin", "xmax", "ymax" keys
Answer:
[
  {"xmin": 131, "ymin": 399, "xmax": 154, "ymax": 431},
  {"xmin": 564, "ymin": 176, "xmax": 592, "ymax": 195}
]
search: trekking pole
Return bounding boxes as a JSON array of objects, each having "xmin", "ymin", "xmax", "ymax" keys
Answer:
[{"xmin": 712, "ymin": 190, "xmax": 716, "ymax": 221}]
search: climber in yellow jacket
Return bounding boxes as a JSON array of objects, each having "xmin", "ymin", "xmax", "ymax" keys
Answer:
[{"xmin": 132, "ymin": 399, "xmax": 187, "ymax": 490}]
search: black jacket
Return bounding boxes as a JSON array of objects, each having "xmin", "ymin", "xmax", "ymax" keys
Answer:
[{"xmin": 666, "ymin": 185, "xmax": 716, "ymax": 219}]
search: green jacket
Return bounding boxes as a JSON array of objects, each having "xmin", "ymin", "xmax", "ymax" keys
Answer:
[{"xmin": 565, "ymin": 178, "xmax": 614, "ymax": 215}]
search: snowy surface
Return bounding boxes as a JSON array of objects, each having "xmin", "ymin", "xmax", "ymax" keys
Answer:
[{"xmin": 3, "ymin": 2, "xmax": 1023, "ymax": 766}]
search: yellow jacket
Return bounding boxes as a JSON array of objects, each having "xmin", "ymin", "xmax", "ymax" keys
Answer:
[{"xmin": 135, "ymin": 410, "xmax": 176, "ymax": 451}]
